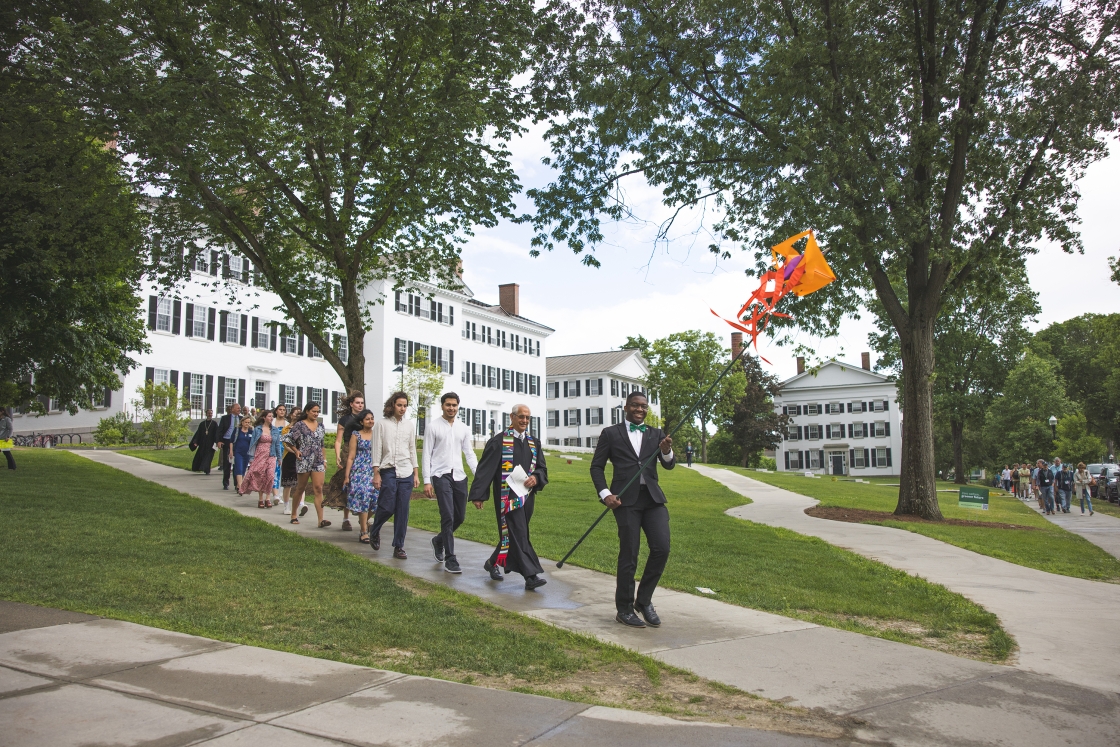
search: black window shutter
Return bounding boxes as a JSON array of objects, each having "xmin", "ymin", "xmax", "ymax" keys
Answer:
[
  {"xmin": 216, "ymin": 376, "xmax": 225, "ymax": 407},
  {"xmin": 449, "ymin": 349, "xmax": 454, "ymax": 375},
  {"xmin": 185, "ymin": 304, "xmax": 194, "ymax": 337},
  {"xmin": 205, "ymin": 375, "xmax": 213, "ymax": 411},
  {"xmin": 238, "ymin": 379, "xmax": 246, "ymax": 404},
  {"xmin": 784, "ymin": 452, "xmax": 790, "ymax": 470},
  {"xmin": 169, "ymin": 370, "xmax": 178, "ymax": 393},
  {"xmin": 871, "ymin": 449, "xmax": 878, "ymax": 468},
  {"xmin": 219, "ymin": 311, "xmax": 228, "ymax": 343},
  {"xmin": 296, "ymin": 387, "xmax": 303, "ymax": 408},
  {"xmin": 145, "ymin": 367, "xmax": 154, "ymax": 382},
  {"xmin": 210, "ymin": 250, "xmax": 219, "ymax": 276},
  {"xmin": 819, "ymin": 450, "xmax": 825, "ymax": 468},
  {"xmin": 885, "ymin": 422, "xmax": 891, "ymax": 437},
  {"xmin": 598, "ymin": 407, "xmax": 603, "ymax": 423},
  {"xmin": 847, "ymin": 402, "xmax": 852, "ymax": 413},
  {"xmin": 222, "ymin": 253, "xmax": 231, "ymax": 279},
  {"xmin": 278, "ymin": 385, "xmax": 287, "ymax": 405},
  {"xmin": 886, "ymin": 448, "xmax": 893, "ymax": 467},
  {"xmin": 864, "ymin": 448, "xmax": 870, "ymax": 466},
  {"xmin": 188, "ymin": 253, "xmax": 197, "ymax": 271},
  {"xmin": 576, "ymin": 380, "xmax": 581, "ymax": 397},
  {"xmin": 147, "ymin": 296, "xmax": 157, "ymax": 330},
  {"xmin": 172, "ymin": 300, "xmax": 181, "ymax": 335},
  {"xmin": 239, "ymin": 315, "xmax": 248, "ymax": 346},
  {"xmin": 102, "ymin": 388, "xmax": 112, "ymax": 408},
  {"xmin": 270, "ymin": 323, "xmax": 277, "ymax": 351},
  {"xmin": 207, "ymin": 308, "xmax": 216, "ymax": 340},
  {"xmin": 883, "ymin": 400, "xmax": 889, "ymax": 411},
  {"xmin": 241, "ymin": 259, "xmax": 249, "ymax": 284},
  {"xmin": 850, "ymin": 448, "xmax": 856, "ymax": 467},
  {"xmin": 251, "ymin": 317, "xmax": 259, "ymax": 348},
  {"xmin": 298, "ymin": 334, "xmax": 304, "ymax": 356},
  {"xmin": 585, "ymin": 408, "xmax": 590, "ymax": 424},
  {"xmin": 840, "ymin": 424, "xmax": 846, "ymax": 437},
  {"xmin": 782, "ymin": 405, "xmax": 788, "ymax": 415},
  {"xmin": 563, "ymin": 410, "xmax": 568, "ymax": 426},
  {"xmin": 797, "ymin": 425, "xmax": 803, "ymax": 439},
  {"xmin": 182, "ymin": 372, "xmax": 191, "ymax": 400}
]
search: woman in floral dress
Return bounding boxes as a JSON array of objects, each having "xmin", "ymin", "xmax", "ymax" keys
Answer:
[
  {"xmin": 271, "ymin": 404, "xmax": 289, "ymax": 508},
  {"xmin": 241, "ymin": 410, "xmax": 283, "ymax": 508},
  {"xmin": 343, "ymin": 410, "xmax": 379, "ymax": 543},
  {"xmin": 287, "ymin": 403, "xmax": 328, "ymax": 526}
]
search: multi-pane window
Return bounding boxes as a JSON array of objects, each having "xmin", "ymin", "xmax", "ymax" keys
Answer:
[
  {"xmin": 228, "ymin": 255, "xmax": 244, "ymax": 281},
  {"xmin": 564, "ymin": 380, "xmax": 581, "ymax": 397},
  {"xmin": 256, "ymin": 320, "xmax": 270, "ymax": 349},
  {"xmin": 463, "ymin": 320, "xmax": 477, "ymax": 340},
  {"xmin": 254, "ymin": 381, "xmax": 267, "ymax": 410},
  {"xmin": 587, "ymin": 408, "xmax": 603, "ymax": 425},
  {"xmin": 852, "ymin": 449, "xmax": 867, "ymax": 468},
  {"xmin": 516, "ymin": 372, "xmax": 526, "ymax": 393},
  {"xmin": 788, "ymin": 451, "xmax": 804, "ymax": 469},
  {"xmin": 193, "ymin": 253, "xmax": 210, "ymax": 274},
  {"xmin": 786, "ymin": 425, "xmax": 801, "ymax": 440},
  {"xmin": 805, "ymin": 403, "xmax": 821, "ymax": 415},
  {"xmin": 547, "ymin": 410, "xmax": 559, "ymax": 427},
  {"xmin": 188, "ymin": 374, "xmax": 204, "ymax": 418},
  {"xmin": 826, "ymin": 403, "xmax": 843, "ymax": 415},
  {"xmin": 872, "ymin": 400, "xmax": 888, "ymax": 412},
  {"xmin": 308, "ymin": 340, "xmax": 323, "ymax": 359},
  {"xmin": 283, "ymin": 386, "xmax": 296, "ymax": 407},
  {"xmin": 224, "ymin": 378, "xmax": 238, "ymax": 410},
  {"xmin": 529, "ymin": 375, "xmax": 539, "ymax": 396},
  {"xmin": 611, "ymin": 406, "xmax": 623, "ymax": 424},
  {"xmin": 586, "ymin": 437, "xmax": 598, "ymax": 448},
  {"xmin": 307, "ymin": 387, "xmax": 324, "ymax": 407},
  {"xmin": 806, "ymin": 424, "xmax": 822, "ymax": 440},
  {"xmin": 874, "ymin": 447, "xmax": 889, "ymax": 465},
  {"xmin": 225, "ymin": 314, "xmax": 241, "ymax": 344},
  {"xmin": 565, "ymin": 408, "xmax": 581, "ymax": 426},
  {"xmin": 851, "ymin": 401, "xmax": 867, "ymax": 413},
  {"xmin": 546, "ymin": 381, "xmax": 560, "ymax": 399},
  {"xmin": 153, "ymin": 368, "xmax": 170, "ymax": 385},
  {"xmin": 487, "ymin": 366, "xmax": 499, "ymax": 388},
  {"xmin": 826, "ymin": 424, "xmax": 844, "ymax": 439},
  {"xmin": 850, "ymin": 422, "xmax": 866, "ymax": 438},
  {"xmin": 873, "ymin": 421, "xmax": 888, "ymax": 437},
  {"xmin": 155, "ymin": 298, "xmax": 172, "ymax": 332},
  {"xmin": 334, "ymin": 334, "xmax": 349, "ymax": 364},
  {"xmin": 192, "ymin": 305, "xmax": 208, "ymax": 337},
  {"xmin": 611, "ymin": 379, "xmax": 619, "ymax": 396},
  {"xmin": 808, "ymin": 451, "xmax": 823, "ymax": 469},
  {"xmin": 502, "ymin": 369, "xmax": 512, "ymax": 391},
  {"xmin": 587, "ymin": 379, "xmax": 602, "ymax": 396},
  {"xmin": 282, "ymin": 331, "xmax": 298, "ymax": 354}
]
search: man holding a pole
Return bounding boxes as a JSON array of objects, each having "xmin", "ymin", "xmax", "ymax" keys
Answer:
[{"xmin": 590, "ymin": 391, "xmax": 674, "ymax": 628}]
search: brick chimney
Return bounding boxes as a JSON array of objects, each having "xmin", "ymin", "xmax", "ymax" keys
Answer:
[
  {"xmin": 861, "ymin": 352, "xmax": 871, "ymax": 371},
  {"xmin": 498, "ymin": 283, "xmax": 519, "ymax": 316},
  {"xmin": 730, "ymin": 332, "xmax": 743, "ymax": 361},
  {"xmin": 796, "ymin": 356, "xmax": 805, "ymax": 375}
]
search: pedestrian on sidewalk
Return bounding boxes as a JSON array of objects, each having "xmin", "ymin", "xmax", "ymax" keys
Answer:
[
  {"xmin": 216, "ymin": 403, "xmax": 242, "ymax": 490},
  {"xmin": 422, "ymin": 392, "xmax": 479, "ymax": 574},
  {"xmin": 325, "ymin": 391, "xmax": 366, "ymax": 532},
  {"xmin": 288, "ymin": 403, "xmax": 328, "ymax": 527},
  {"xmin": 591, "ymin": 391, "xmax": 675, "ymax": 629},
  {"xmin": 1035, "ymin": 459, "xmax": 1055, "ymax": 514},
  {"xmin": 271, "ymin": 404, "xmax": 289, "ymax": 508},
  {"xmin": 1074, "ymin": 462, "xmax": 1094, "ymax": 516},
  {"xmin": 1055, "ymin": 461, "xmax": 1074, "ymax": 513},
  {"xmin": 188, "ymin": 409, "xmax": 218, "ymax": 474},
  {"xmin": 370, "ymin": 392, "xmax": 419, "ymax": 558},
  {"xmin": 1001, "ymin": 465, "xmax": 1012, "ymax": 493},
  {"xmin": 1018, "ymin": 462, "xmax": 1031, "ymax": 502},
  {"xmin": 280, "ymin": 407, "xmax": 305, "ymax": 516},
  {"xmin": 685, "ymin": 442, "xmax": 694, "ymax": 468},
  {"xmin": 232, "ymin": 416, "xmax": 254, "ymax": 493},
  {"xmin": 470, "ymin": 404, "xmax": 548, "ymax": 589},
  {"xmin": 241, "ymin": 410, "xmax": 283, "ymax": 508},
  {"xmin": 0, "ymin": 407, "xmax": 15, "ymax": 470},
  {"xmin": 343, "ymin": 409, "xmax": 378, "ymax": 544}
]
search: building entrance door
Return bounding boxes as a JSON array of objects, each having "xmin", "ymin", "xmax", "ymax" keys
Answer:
[{"xmin": 830, "ymin": 453, "xmax": 846, "ymax": 476}]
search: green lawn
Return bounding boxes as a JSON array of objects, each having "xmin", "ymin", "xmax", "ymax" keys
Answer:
[
  {"xmin": 718, "ymin": 467, "xmax": 1120, "ymax": 583},
  {"xmin": 0, "ymin": 451, "xmax": 844, "ymax": 731},
  {"xmin": 407, "ymin": 454, "xmax": 1014, "ymax": 662},
  {"xmin": 124, "ymin": 446, "xmax": 217, "ymax": 471}
]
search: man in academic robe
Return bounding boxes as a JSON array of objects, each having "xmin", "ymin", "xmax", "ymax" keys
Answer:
[
  {"xmin": 468, "ymin": 404, "xmax": 548, "ymax": 590},
  {"xmin": 188, "ymin": 409, "xmax": 218, "ymax": 474},
  {"xmin": 590, "ymin": 391, "xmax": 674, "ymax": 628},
  {"xmin": 215, "ymin": 402, "xmax": 242, "ymax": 490}
]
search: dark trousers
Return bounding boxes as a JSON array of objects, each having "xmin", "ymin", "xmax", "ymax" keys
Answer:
[
  {"xmin": 371, "ymin": 468, "xmax": 413, "ymax": 549},
  {"xmin": 488, "ymin": 492, "xmax": 543, "ymax": 578},
  {"xmin": 3, "ymin": 449, "xmax": 15, "ymax": 470},
  {"xmin": 218, "ymin": 442, "xmax": 233, "ymax": 487},
  {"xmin": 431, "ymin": 473, "xmax": 467, "ymax": 559},
  {"xmin": 613, "ymin": 486, "xmax": 670, "ymax": 614}
]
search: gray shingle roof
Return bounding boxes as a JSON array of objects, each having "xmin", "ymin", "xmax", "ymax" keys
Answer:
[{"xmin": 546, "ymin": 350, "xmax": 644, "ymax": 377}]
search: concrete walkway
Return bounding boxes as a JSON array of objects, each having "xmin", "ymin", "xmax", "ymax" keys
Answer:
[
  {"xmin": 71, "ymin": 451, "xmax": 1120, "ymax": 746},
  {"xmin": 691, "ymin": 465, "xmax": 1120, "ymax": 695},
  {"xmin": 1023, "ymin": 493, "xmax": 1120, "ymax": 560},
  {"xmin": 0, "ymin": 600, "xmax": 823, "ymax": 747}
]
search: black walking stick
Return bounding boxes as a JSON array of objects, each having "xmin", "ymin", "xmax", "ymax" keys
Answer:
[{"xmin": 555, "ymin": 344, "xmax": 750, "ymax": 568}]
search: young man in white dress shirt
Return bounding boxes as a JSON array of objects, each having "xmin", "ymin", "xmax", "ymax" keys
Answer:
[
  {"xmin": 370, "ymin": 392, "xmax": 419, "ymax": 559},
  {"xmin": 422, "ymin": 392, "xmax": 479, "ymax": 573}
]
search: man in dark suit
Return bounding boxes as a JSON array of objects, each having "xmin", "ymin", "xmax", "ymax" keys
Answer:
[
  {"xmin": 215, "ymin": 402, "xmax": 241, "ymax": 490},
  {"xmin": 469, "ymin": 404, "xmax": 549, "ymax": 590},
  {"xmin": 590, "ymin": 391, "xmax": 674, "ymax": 628}
]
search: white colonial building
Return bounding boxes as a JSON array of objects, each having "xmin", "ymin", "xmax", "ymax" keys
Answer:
[
  {"xmin": 774, "ymin": 354, "xmax": 902, "ymax": 477},
  {"xmin": 544, "ymin": 350, "xmax": 660, "ymax": 449},
  {"xmin": 15, "ymin": 251, "xmax": 552, "ymax": 441}
]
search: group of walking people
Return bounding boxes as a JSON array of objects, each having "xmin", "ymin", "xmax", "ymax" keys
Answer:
[{"xmin": 1001, "ymin": 459, "xmax": 1095, "ymax": 516}]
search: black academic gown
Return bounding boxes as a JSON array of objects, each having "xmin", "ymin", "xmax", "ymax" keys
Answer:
[
  {"xmin": 468, "ymin": 431, "xmax": 548, "ymax": 578},
  {"xmin": 189, "ymin": 419, "xmax": 218, "ymax": 473}
]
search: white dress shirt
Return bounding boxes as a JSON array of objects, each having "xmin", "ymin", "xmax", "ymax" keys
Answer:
[
  {"xmin": 599, "ymin": 420, "xmax": 673, "ymax": 499},
  {"xmin": 373, "ymin": 415, "xmax": 417, "ymax": 474},
  {"xmin": 422, "ymin": 416, "xmax": 479, "ymax": 483}
]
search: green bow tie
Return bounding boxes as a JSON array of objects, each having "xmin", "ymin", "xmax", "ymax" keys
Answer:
[{"xmin": 628, "ymin": 422, "xmax": 647, "ymax": 433}]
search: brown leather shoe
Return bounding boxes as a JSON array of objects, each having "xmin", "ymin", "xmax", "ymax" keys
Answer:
[{"xmin": 393, "ymin": 547, "xmax": 407, "ymax": 560}]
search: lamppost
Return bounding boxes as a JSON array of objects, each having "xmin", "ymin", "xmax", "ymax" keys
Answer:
[{"xmin": 1049, "ymin": 415, "xmax": 1058, "ymax": 440}]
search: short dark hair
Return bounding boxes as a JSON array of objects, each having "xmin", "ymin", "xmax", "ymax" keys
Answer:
[
  {"xmin": 625, "ymin": 391, "xmax": 648, "ymax": 406},
  {"xmin": 383, "ymin": 391, "xmax": 409, "ymax": 418},
  {"xmin": 441, "ymin": 392, "xmax": 460, "ymax": 405}
]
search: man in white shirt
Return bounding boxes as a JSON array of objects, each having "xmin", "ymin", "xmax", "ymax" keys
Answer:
[
  {"xmin": 422, "ymin": 392, "xmax": 479, "ymax": 574},
  {"xmin": 370, "ymin": 391, "xmax": 419, "ymax": 559}
]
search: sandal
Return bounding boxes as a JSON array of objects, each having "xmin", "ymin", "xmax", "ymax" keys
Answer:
[
  {"xmin": 319, "ymin": 520, "xmax": 332, "ymax": 528},
  {"xmin": 258, "ymin": 500, "xmax": 266, "ymax": 508},
  {"xmin": 265, "ymin": 499, "xmax": 273, "ymax": 508},
  {"xmin": 290, "ymin": 518, "xmax": 299, "ymax": 524},
  {"xmin": 359, "ymin": 532, "xmax": 370, "ymax": 544}
]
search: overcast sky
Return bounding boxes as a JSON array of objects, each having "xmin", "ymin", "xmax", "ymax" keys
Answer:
[{"xmin": 458, "ymin": 126, "xmax": 1120, "ymax": 382}]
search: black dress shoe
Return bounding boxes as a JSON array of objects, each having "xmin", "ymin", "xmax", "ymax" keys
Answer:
[
  {"xmin": 431, "ymin": 536, "xmax": 445, "ymax": 562},
  {"xmin": 371, "ymin": 533, "xmax": 381, "ymax": 550},
  {"xmin": 393, "ymin": 547, "xmax": 407, "ymax": 560},
  {"xmin": 525, "ymin": 575, "xmax": 547, "ymax": 591},
  {"xmin": 615, "ymin": 611, "xmax": 646, "ymax": 628},
  {"xmin": 484, "ymin": 560, "xmax": 503, "ymax": 581},
  {"xmin": 634, "ymin": 602, "xmax": 661, "ymax": 627}
]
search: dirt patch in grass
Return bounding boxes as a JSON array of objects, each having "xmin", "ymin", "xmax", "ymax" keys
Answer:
[
  {"xmin": 829, "ymin": 615, "xmax": 1018, "ymax": 665},
  {"xmin": 806, "ymin": 505, "xmax": 1037, "ymax": 530}
]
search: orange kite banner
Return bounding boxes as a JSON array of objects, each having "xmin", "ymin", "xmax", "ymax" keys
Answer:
[{"xmin": 712, "ymin": 230, "xmax": 836, "ymax": 362}]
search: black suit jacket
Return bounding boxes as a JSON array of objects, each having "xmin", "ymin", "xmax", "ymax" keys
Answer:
[
  {"xmin": 468, "ymin": 432, "xmax": 548, "ymax": 504},
  {"xmin": 590, "ymin": 422, "xmax": 675, "ymax": 506},
  {"xmin": 216, "ymin": 414, "xmax": 237, "ymax": 445}
]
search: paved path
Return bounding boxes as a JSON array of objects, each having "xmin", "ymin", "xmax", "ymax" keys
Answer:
[
  {"xmin": 0, "ymin": 600, "xmax": 823, "ymax": 747},
  {"xmin": 1023, "ymin": 493, "xmax": 1120, "ymax": 560},
  {"xmin": 70, "ymin": 451, "xmax": 1120, "ymax": 746},
  {"xmin": 691, "ymin": 465, "xmax": 1120, "ymax": 695}
]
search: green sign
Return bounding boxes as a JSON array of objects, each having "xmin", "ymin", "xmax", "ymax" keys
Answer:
[{"xmin": 959, "ymin": 486, "xmax": 989, "ymax": 510}]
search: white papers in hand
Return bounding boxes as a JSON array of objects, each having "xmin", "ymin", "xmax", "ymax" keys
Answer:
[{"xmin": 507, "ymin": 465, "xmax": 529, "ymax": 497}]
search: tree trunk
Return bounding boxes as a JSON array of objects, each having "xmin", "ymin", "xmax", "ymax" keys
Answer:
[
  {"xmin": 700, "ymin": 424, "xmax": 708, "ymax": 463},
  {"xmin": 950, "ymin": 418, "xmax": 966, "ymax": 485},
  {"xmin": 895, "ymin": 321, "xmax": 944, "ymax": 519}
]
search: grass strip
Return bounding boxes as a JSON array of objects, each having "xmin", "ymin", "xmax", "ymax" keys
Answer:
[{"xmin": 720, "ymin": 467, "xmax": 1120, "ymax": 583}]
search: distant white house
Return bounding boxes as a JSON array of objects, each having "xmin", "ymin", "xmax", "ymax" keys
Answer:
[
  {"xmin": 774, "ymin": 354, "xmax": 902, "ymax": 477},
  {"xmin": 544, "ymin": 349, "xmax": 660, "ymax": 449}
]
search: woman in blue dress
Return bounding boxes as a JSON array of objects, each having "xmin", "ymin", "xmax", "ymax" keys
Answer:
[
  {"xmin": 343, "ymin": 409, "xmax": 379, "ymax": 544},
  {"xmin": 232, "ymin": 416, "xmax": 254, "ymax": 493}
]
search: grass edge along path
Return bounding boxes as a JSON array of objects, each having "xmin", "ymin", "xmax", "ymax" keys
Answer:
[
  {"xmin": 0, "ymin": 450, "xmax": 849, "ymax": 737},
  {"xmin": 721, "ymin": 466, "xmax": 1120, "ymax": 584}
]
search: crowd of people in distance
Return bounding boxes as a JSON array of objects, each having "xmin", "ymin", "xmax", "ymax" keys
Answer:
[{"xmin": 1000, "ymin": 459, "xmax": 1097, "ymax": 516}]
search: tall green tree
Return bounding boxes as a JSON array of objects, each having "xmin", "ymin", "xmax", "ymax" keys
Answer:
[
  {"xmin": 50, "ymin": 0, "xmax": 542, "ymax": 392},
  {"xmin": 1053, "ymin": 412, "xmax": 1108, "ymax": 466},
  {"xmin": 981, "ymin": 351, "xmax": 1074, "ymax": 466},
  {"xmin": 715, "ymin": 354, "xmax": 788, "ymax": 467},
  {"xmin": 873, "ymin": 278, "xmax": 1038, "ymax": 483},
  {"xmin": 642, "ymin": 330, "xmax": 744, "ymax": 462},
  {"xmin": 1, "ymin": 5, "xmax": 148, "ymax": 413},
  {"xmin": 529, "ymin": 0, "xmax": 1120, "ymax": 519}
]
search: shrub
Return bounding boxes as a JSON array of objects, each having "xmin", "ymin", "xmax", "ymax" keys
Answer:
[{"xmin": 93, "ymin": 412, "xmax": 136, "ymax": 446}]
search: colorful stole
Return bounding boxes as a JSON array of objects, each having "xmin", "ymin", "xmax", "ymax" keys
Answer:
[{"xmin": 496, "ymin": 429, "xmax": 538, "ymax": 568}]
